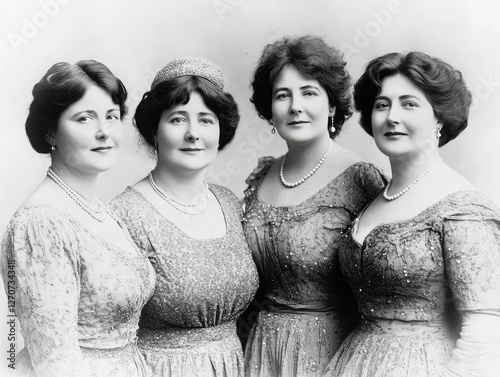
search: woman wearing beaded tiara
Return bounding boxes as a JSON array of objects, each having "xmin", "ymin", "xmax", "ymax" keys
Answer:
[
  {"xmin": 322, "ymin": 52, "xmax": 500, "ymax": 376},
  {"xmin": 0, "ymin": 60, "xmax": 156, "ymax": 377},
  {"xmin": 111, "ymin": 57, "xmax": 258, "ymax": 377},
  {"xmin": 241, "ymin": 35, "xmax": 386, "ymax": 377}
]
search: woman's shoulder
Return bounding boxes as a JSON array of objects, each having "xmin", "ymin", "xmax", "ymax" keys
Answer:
[
  {"xmin": 245, "ymin": 155, "xmax": 276, "ymax": 186},
  {"xmin": 208, "ymin": 183, "xmax": 242, "ymax": 207}
]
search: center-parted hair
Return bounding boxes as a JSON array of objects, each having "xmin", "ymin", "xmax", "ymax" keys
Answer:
[
  {"xmin": 25, "ymin": 60, "xmax": 128, "ymax": 154},
  {"xmin": 251, "ymin": 35, "xmax": 352, "ymax": 139},
  {"xmin": 134, "ymin": 75, "xmax": 239, "ymax": 151},
  {"xmin": 354, "ymin": 51, "xmax": 472, "ymax": 147}
]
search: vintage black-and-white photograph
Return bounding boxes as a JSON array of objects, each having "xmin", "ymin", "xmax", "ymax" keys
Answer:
[{"xmin": 1, "ymin": 0, "xmax": 500, "ymax": 376}]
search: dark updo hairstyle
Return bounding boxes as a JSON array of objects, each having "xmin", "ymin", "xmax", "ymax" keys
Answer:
[
  {"xmin": 354, "ymin": 51, "xmax": 472, "ymax": 147},
  {"xmin": 134, "ymin": 76, "xmax": 240, "ymax": 151},
  {"xmin": 251, "ymin": 35, "xmax": 352, "ymax": 139},
  {"xmin": 25, "ymin": 60, "xmax": 128, "ymax": 154}
]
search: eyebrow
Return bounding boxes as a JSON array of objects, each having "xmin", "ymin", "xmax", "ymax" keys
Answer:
[
  {"xmin": 168, "ymin": 110, "xmax": 216, "ymax": 117},
  {"xmin": 374, "ymin": 94, "xmax": 422, "ymax": 101},
  {"xmin": 273, "ymin": 84, "xmax": 320, "ymax": 94}
]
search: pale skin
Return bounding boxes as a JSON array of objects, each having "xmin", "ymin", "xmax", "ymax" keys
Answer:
[
  {"xmin": 353, "ymin": 74, "xmax": 476, "ymax": 243},
  {"xmin": 21, "ymin": 85, "xmax": 136, "ymax": 254},
  {"xmin": 131, "ymin": 91, "xmax": 226, "ymax": 240},
  {"xmin": 257, "ymin": 65, "xmax": 363, "ymax": 207}
]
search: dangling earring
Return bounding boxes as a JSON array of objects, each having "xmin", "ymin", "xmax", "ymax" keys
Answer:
[
  {"xmin": 154, "ymin": 140, "xmax": 158, "ymax": 153},
  {"xmin": 437, "ymin": 130, "xmax": 442, "ymax": 138},
  {"xmin": 269, "ymin": 119, "xmax": 275, "ymax": 134},
  {"xmin": 329, "ymin": 117, "xmax": 335, "ymax": 133},
  {"xmin": 51, "ymin": 145, "xmax": 56, "ymax": 151}
]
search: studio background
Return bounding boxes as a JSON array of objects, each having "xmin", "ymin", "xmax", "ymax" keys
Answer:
[{"xmin": 1, "ymin": 0, "xmax": 499, "ymax": 368}]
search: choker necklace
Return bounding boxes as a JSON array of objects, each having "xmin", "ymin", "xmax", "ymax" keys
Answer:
[
  {"xmin": 148, "ymin": 172, "xmax": 209, "ymax": 215},
  {"xmin": 383, "ymin": 169, "xmax": 430, "ymax": 201},
  {"xmin": 280, "ymin": 141, "xmax": 332, "ymax": 188},
  {"xmin": 47, "ymin": 167, "xmax": 106, "ymax": 222}
]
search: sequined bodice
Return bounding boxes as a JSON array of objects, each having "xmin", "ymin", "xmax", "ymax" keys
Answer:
[
  {"xmin": 242, "ymin": 157, "xmax": 386, "ymax": 309},
  {"xmin": 341, "ymin": 190, "xmax": 500, "ymax": 322},
  {"xmin": 111, "ymin": 184, "xmax": 259, "ymax": 330}
]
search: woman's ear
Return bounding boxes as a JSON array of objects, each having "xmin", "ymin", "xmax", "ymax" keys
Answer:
[
  {"xmin": 45, "ymin": 133, "xmax": 56, "ymax": 147},
  {"xmin": 329, "ymin": 106, "xmax": 336, "ymax": 117}
]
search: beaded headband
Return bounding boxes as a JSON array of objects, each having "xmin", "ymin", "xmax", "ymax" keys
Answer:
[{"xmin": 150, "ymin": 57, "xmax": 225, "ymax": 91}]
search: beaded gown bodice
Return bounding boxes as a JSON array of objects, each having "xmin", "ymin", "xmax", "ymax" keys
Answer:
[
  {"xmin": 112, "ymin": 184, "xmax": 258, "ymax": 331},
  {"xmin": 242, "ymin": 157, "xmax": 386, "ymax": 310}
]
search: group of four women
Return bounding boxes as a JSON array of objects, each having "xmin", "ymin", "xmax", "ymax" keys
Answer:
[{"xmin": 2, "ymin": 34, "xmax": 500, "ymax": 377}]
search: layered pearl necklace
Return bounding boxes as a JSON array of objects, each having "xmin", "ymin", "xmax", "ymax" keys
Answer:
[
  {"xmin": 47, "ymin": 167, "xmax": 106, "ymax": 222},
  {"xmin": 383, "ymin": 169, "xmax": 430, "ymax": 201},
  {"xmin": 280, "ymin": 141, "xmax": 332, "ymax": 188},
  {"xmin": 148, "ymin": 172, "xmax": 209, "ymax": 216}
]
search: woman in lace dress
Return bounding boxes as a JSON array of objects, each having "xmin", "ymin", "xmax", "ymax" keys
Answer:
[
  {"xmin": 322, "ymin": 52, "xmax": 500, "ymax": 376},
  {"xmin": 1, "ymin": 61, "xmax": 156, "ymax": 377},
  {"xmin": 111, "ymin": 57, "xmax": 259, "ymax": 377},
  {"xmin": 241, "ymin": 35, "xmax": 386, "ymax": 377}
]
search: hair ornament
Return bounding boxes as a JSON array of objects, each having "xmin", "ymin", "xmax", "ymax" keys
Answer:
[{"xmin": 151, "ymin": 57, "xmax": 225, "ymax": 90}]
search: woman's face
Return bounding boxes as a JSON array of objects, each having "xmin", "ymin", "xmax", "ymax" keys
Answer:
[
  {"xmin": 51, "ymin": 84, "xmax": 122, "ymax": 174},
  {"xmin": 271, "ymin": 65, "xmax": 333, "ymax": 145},
  {"xmin": 156, "ymin": 91, "xmax": 220, "ymax": 173},
  {"xmin": 371, "ymin": 73, "xmax": 441, "ymax": 160}
]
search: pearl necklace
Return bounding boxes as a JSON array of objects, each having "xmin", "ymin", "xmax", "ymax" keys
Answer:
[
  {"xmin": 280, "ymin": 141, "xmax": 332, "ymax": 188},
  {"xmin": 148, "ymin": 172, "xmax": 209, "ymax": 216},
  {"xmin": 47, "ymin": 168, "xmax": 106, "ymax": 222},
  {"xmin": 383, "ymin": 169, "xmax": 430, "ymax": 201}
]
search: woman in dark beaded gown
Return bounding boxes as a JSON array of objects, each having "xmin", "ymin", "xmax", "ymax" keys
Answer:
[
  {"xmin": 241, "ymin": 35, "xmax": 386, "ymax": 377},
  {"xmin": 323, "ymin": 52, "xmax": 500, "ymax": 377},
  {"xmin": 111, "ymin": 57, "xmax": 259, "ymax": 377}
]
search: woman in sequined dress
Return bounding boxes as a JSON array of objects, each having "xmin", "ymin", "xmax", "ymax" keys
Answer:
[
  {"xmin": 241, "ymin": 35, "xmax": 386, "ymax": 377},
  {"xmin": 0, "ymin": 61, "xmax": 156, "ymax": 377},
  {"xmin": 322, "ymin": 52, "xmax": 500, "ymax": 377},
  {"xmin": 111, "ymin": 57, "xmax": 259, "ymax": 377}
]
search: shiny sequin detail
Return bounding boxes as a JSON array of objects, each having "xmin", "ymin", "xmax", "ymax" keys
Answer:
[
  {"xmin": 0, "ymin": 205, "xmax": 156, "ymax": 377},
  {"xmin": 323, "ymin": 190, "xmax": 500, "ymax": 376},
  {"xmin": 111, "ymin": 184, "xmax": 259, "ymax": 377},
  {"xmin": 242, "ymin": 157, "xmax": 386, "ymax": 377}
]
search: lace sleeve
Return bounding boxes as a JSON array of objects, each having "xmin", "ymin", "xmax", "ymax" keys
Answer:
[
  {"xmin": 442, "ymin": 212, "xmax": 500, "ymax": 376},
  {"xmin": 1, "ymin": 209, "xmax": 91, "ymax": 377}
]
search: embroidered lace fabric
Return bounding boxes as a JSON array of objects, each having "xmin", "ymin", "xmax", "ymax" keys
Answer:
[
  {"xmin": 242, "ymin": 157, "xmax": 386, "ymax": 377},
  {"xmin": 0, "ymin": 205, "xmax": 156, "ymax": 377},
  {"xmin": 322, "ymin": 190, "xmax": 500, "ymax": 377},
  {"xmin": 111, "ymin": 184, "xmax": 259, "ymax": 377}
]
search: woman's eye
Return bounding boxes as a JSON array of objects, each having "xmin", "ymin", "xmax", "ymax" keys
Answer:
[
  {"xmin": 303, "ymin": 91, "xmax": 318, "ymax": 97},
  {"xmin": 199, "ymin": 118, "xmax": 214, "ymax": 125},
  {"xmin": 107, "ymin": 114, "xmax": 119, "ymax": 120},
  {"xmin": 170, "ymin": 117, "xmax": 185, "ymax": 124},
  {"xmin": 374, "ymin": 102, "xmax": 389, "ymax": 110},
  {"xmin": 78, "ymin": 115, "xmax": 93, "ymax": 123},
  {"xmin": 403, "ymin": 102, "xmax": 418, "ymax": 108},
  {"xmin": 275, "ymin": 93, "xmax": 289, "ymax": 100}
]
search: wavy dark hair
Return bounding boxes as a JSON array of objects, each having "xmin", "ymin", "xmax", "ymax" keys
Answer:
[
  {"xmin": 134, "ymin": 75, "xmax": 239, "ymax": 151},
  {"xmin": 25, "ymin": 60, "xmax": 128, "ymax": 153},
  {"xmin": 251, "ymin": 35, "xmax": 352, "ymax": 138},
  {"xmin": 354, "ymin": 51, "xmax": 472, "ymax": 147}
]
